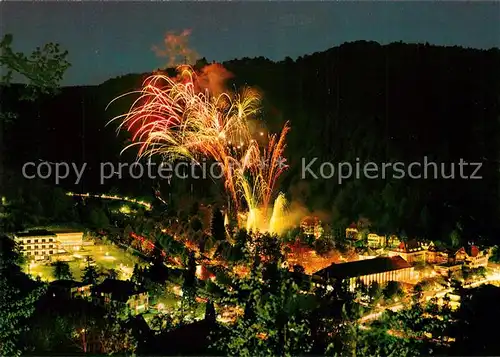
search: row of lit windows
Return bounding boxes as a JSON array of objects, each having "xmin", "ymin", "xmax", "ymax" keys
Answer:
[
  {"xmin": 394, "ymin": 249, "xmax": 424, "ymax": 253},
  {"xmin": 24, "ymin": 250, "xmax": 54, "ymax": 255},
  {"xmin": 22, "ymin": 244, "xmax": 54, "ymax": 250},
  {"xmin": 469, "ymin": 257, "xmax": 488, "ymax": 263},
  {"xmin": 20, "ymin": 238, "xmax": 55, "ymax": 243}
]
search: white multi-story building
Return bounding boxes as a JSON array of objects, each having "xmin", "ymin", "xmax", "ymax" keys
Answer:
[
  {"xmin": 14, "ymin": 230, "xmax": 58, "ymax": 261},
  {"xmin": 14, "ymin": 229, "xmax": 84, "ymax": 261}
]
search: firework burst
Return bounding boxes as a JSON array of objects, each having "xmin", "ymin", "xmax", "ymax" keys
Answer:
[{"xmin": 109, "ymin": 65, "xmax": 289, "ymax": 233}]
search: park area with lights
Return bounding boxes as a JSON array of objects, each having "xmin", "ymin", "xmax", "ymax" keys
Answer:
[{"xmin": 24, "ymin": 242, "xmax": 146, "ymax": 281}]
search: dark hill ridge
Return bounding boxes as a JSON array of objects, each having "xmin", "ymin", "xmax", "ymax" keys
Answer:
[{"xmin": 3, "ymin": 41, "xmax": 500, "ymax": 242}]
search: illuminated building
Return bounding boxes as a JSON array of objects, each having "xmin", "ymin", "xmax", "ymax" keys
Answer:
[
  {"xmin": 426, "ymin": 242, "xmax": 450, "ymax": 264},
  {"xmin": 14, "ymin": 228, "xmax": 84, "ymax": 260},
  {"xmin": 301, "ymin": 216, "xmax": 323, "ymax": 239},
  {"xmin": 432, "ymin": 244, "xmax": 489, "ymax": 276},
  {"xmin": 367, "ymin": 233, "xmax": 386, "ymax": 248},
  {"xmin": 386, "ymin": 235, "xmax": 401, "ymax": 248},
  {"xmin": 454, "ymin": 245, "xmax": 489, "ymax": 269},
  {"xmin": 14, "ymin": 229, "xmax": 58, "ymax": 261},
  {"xmin": 92, "ymin": 279, "xmax": 149, "ymax": 315},
  {"xmin": 388, "ymin": 239, "xmax": 427, "ymax": 264},
  {"xmin": 345, "ymin": 223, "xmax": 360, "ymax": 240},
  {"xmin": 313, "ymin": 256, "xmax": 414, "ymax": 291},
  {"xmin": 346, "ymin": 226, "xmax": 389, "ymax": 247},
  {"xmin": 51, "ymin": 229, "xmax": 84, "ymax": 251}
]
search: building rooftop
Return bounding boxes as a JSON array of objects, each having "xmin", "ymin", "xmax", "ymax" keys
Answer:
[
  {"xmin": 314, "ymin": 256, "xmax": 411, "ymax": 280},
  {"xmin": 347, "ymin": 222, "xmax": 358, "ymax": 229},
  {"xmin": 393, "ymin": 239, "xmax": 423, "ymax": 252},
  {"xmin": 428, "ymin": 242, "xmax": 456, "ymax": 254},
  {"xmin": 456, "ymin": 245, "xmax": 485, "ymax": 258},
  {"xmin": 50, "ymin": 228, "xmax": 84, "ymax": 234},
  {"xmin": 50, "ymin": 279, "xmax": 90, "ymax": 289},
  {"xmin": 15, "ymin": 229, "xmax": 56, "ymax": 237},
  {"xmin": 301, "ymin": 216, "xmax": 321, "ymax": 226},
  {"xmin": 93, "ymin": 279, "xmax": 146, "ymax": 302},
  {"xmin": 467, "ymin": 245, "xmax": 480, "ymax": 257}
]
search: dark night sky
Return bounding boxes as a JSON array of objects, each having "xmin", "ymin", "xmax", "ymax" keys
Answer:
[{"xmin": 1, "ymin": 1, "xmax": 499, "ymax": 86}]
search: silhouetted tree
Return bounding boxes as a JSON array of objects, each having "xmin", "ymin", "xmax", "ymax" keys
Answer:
[
  {"xmin": 107, "ymin": 268, "xmax": 119, "ymax": 280},
  {"xmin": 210, "ymin": 207, "xmax": 225, "ymax": 242},
  {"xmin": 190, "ymin": 217, "xmax": 202, "ymax": 232},
  {"xmin": 52, "ymin": 261, "xmax": 73, "ymax": 280},
  {"xmin": 182, "ymin": 251, "xmax": 196, "ymax": 306},
  {"xmin": 0, "ymin": 235, "xmax": 44, "ymax": 356},
  {"xmin": 81, "ymin": 261, "xmax": 99, "ymax": 285},
  {"xmin": 205, "ymin": 300, "xmax": 216, "ymax": 323}
]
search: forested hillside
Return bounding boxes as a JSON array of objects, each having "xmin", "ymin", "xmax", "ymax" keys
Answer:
[{"xmin": 3, "ymin": 41, "xmax": 500, "ymax": 244}]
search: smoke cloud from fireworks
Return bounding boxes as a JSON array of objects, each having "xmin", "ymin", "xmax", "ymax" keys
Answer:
[
  {"xmin": 197, "ymin": 63, "xmax": 234, "ymax": 96},
  {"xmin": 152, "ymin": 29, "xmax": 199, "ymax": 67}
]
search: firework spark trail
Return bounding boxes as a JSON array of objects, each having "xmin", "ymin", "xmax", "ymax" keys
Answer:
[{"xmin": 108, "ymin": 65, "xmax": 289, "ymax": 232}]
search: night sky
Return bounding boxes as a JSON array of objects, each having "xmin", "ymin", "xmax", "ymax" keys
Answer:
[{"xmin": 1, "ymin": 1, "xmax": 499, "ymax": 86}]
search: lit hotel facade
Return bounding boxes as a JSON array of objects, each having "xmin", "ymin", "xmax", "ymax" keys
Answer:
[
  {"xmin": 14, "ymin": 230, "xmax": 58, "ymax": 261},
  {"xmin": 14, "ymin": 229, "xmax": 83, "ymax": 261}
]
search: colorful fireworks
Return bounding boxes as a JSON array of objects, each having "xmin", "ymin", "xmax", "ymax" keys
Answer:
[{"xmin": 109, "ymin": 65, "xmax": 289, "ymax": 233}]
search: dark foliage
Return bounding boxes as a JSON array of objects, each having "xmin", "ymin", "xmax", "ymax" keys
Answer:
[
  {"xmin": 2, "ymin": 42, "xmax": 499, "ymax": 246},
  {"xmin": 210, "ymin": 207, "xmax": 225, "ymax": 242}
]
